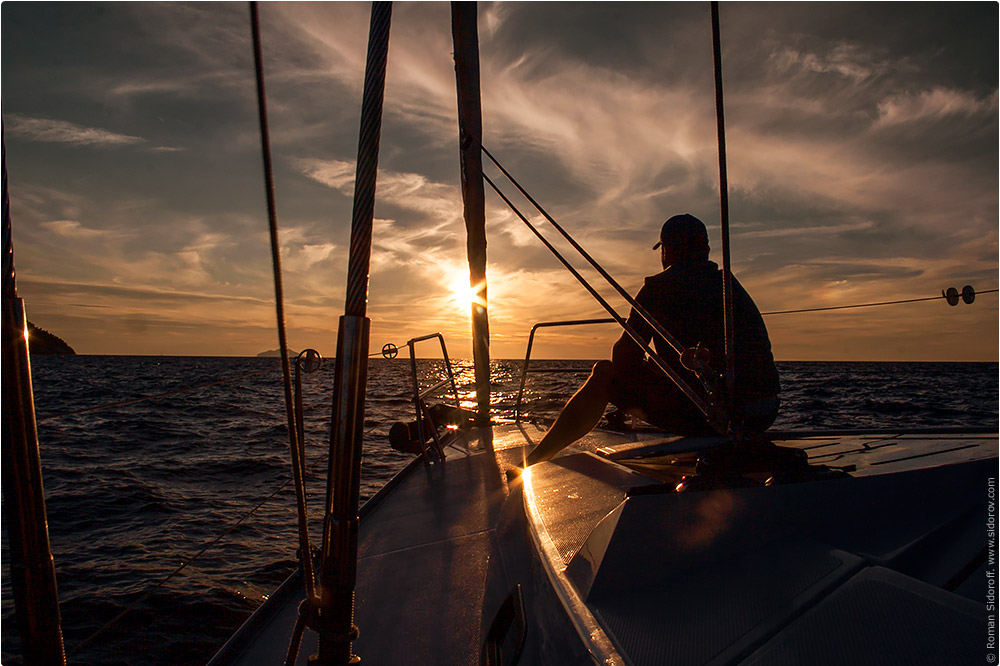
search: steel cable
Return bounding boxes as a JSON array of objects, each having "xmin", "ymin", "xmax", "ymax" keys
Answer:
[
  {"xmin": 762, "ymin": 289, "xmax": 999, "ymax": 316},
  {"xmin": 250, "ymin": 1, "xmax": 316, "ymax": 600},
  {"xmin": 484, "ymin": 172, "xmax": 716, "ymax": 421},
  {"xmin": 344, "ymin": 3, "xmax": 391, "ymax": 317},
  {"xmin": 482, "ymin": 148, "xmax": 695, "ymax": 363},
  {"xmin": 711, "ymin": 1, "xmax": 737, "ymax": 401}
]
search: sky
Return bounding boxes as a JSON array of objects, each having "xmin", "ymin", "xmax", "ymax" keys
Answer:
[{"xmin": 2, "ymin": 2, "xmax": 997, "ymax": 361}]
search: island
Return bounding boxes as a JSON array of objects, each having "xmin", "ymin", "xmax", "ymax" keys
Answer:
[
  {"xmin": 27, "ymin": 321, "xmax": 75, "ymax": 355},
  {"xmin": 257, "ymin": 349, "xmax": 298, "ymax": 358}
]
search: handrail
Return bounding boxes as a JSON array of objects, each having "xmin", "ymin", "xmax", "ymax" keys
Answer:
[
  {"xmin": 514, "ymin": 318, "xmax": 616, "ymax": 423},
  {"xmin": 407, "ymin": 332, "xmax": 462, "ymax": 461}
]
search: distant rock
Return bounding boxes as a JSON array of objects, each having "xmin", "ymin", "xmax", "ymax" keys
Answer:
[
  {"xmin": 27, "ymin": 321, "xmax": 75, "ymax": 355},
  {"xmin": 257, "ymin": 348, "xmax": 298, "ymax": 358}
]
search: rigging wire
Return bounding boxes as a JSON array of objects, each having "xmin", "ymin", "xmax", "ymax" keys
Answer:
[
  {"xmin": 762, "ymin": 289, "xmax": 998, "ymax": 316},
  {"xmin": 481, "ymin": 148, "xmax": 732, "ymax": 430},
  {"xmin": 482, "ymin": 148, "xmax": 694, "ymax": 362},
  {"xmin": 250, "ymin": 0, "xmax": 316, "ymax": 601},
  {"xmin": 483, "ymin": 172, "xmax": 716, "ymax": 422},
  {"xmin": 710, "ymin": 1, "xmax": 737, "ymax": 405}
]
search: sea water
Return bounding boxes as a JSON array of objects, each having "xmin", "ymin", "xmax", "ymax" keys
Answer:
[{"xmin": 2, "ymin": 356, "xmax": 997, "ymax": 665}]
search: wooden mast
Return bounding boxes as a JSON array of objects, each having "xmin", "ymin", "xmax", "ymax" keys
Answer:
[{"xmin": 451, "ymin": 2, "xmax": 491, "ymax": 427}]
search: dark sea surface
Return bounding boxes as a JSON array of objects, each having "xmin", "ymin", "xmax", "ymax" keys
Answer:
[{"xmin": 2, "ymin": 356, "xmax": 997, "ymax": 665}]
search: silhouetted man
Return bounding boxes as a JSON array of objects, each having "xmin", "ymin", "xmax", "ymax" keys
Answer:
[{"xmin": 526, "ymin": 213, "xmax": 780, "ymax": 465}]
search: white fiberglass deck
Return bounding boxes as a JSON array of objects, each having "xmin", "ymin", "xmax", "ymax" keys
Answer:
[{"xmin": 211, "ymin": 426, "xmax": 996, "ymax": 665}]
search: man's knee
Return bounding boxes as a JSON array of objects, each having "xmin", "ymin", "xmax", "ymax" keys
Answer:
[{"xmin": 589, "ymin": 360, "xmax": 616, "ymax": 387}]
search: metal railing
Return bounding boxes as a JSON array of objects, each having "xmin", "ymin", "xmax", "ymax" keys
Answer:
[
  {"xmin": 513, "ymin": 318, "xmax": 616, "ymax": 423},
  {"xmin": 406, "ymin": 332, "xmax": 462, "ymax": 461}
]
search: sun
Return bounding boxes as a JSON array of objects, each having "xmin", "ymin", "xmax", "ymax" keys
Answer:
[{"xmin": 445, "ymin": 268, "xmax": 486, "ymax": 310}]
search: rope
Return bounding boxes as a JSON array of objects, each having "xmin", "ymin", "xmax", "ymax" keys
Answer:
[
  {"xmin": 711, "ymin": 1, "xmax": 736, "ymax": 403},
  {"xmin": 762, "ymin": 289, "xmax": 999, "ymax": 316},
  {"xmin": 344, "ymin": 2, "xmax": 392, "ymax": 317},
  {"xmin": 250, "ymin": 0, "xmax": 316, "ymax": 601},
  {"xmin": 36, "ymin": 367, "xmax": 273, "ymax": 422}
]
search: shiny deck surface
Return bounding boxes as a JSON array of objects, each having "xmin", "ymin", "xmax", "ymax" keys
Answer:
[
  {"xmin": 209, "ymin": 423, "xmax": 545, "ymax": 665},
  {"xmin": 521, "ymin": 431, "xmax": 996, "ymax": 666},
  {"xmin": 211, "ymin": 426, "xmax": 996, "ymax": 665}
]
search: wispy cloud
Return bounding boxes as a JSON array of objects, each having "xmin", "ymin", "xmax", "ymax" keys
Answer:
[
  {"xmin": 4, "ymin": 3, "xmax": 995, "ymax": 359},
  {"xmin": 295, "ymin": 157, "xmax": 462, "ymax": 233},
  {"xmin": 18, "ymin": 277, "xmax": 272, "ymax": 306},
  {"xmin": 42, "ymin": 220, "xmax": 111, "ymax": 238},
  {"xmin": 770, "ymin": 42, "xmax": 886, "ymax": 83},
  {"xmin": 297, "ymin": 158, "xmax": 355, "ymax": 192},
  {"xmin": 4, "ymin": 114, "xmax": 145, "ymax": 147},
  {"xmin": 875, "ymin": 88, "xmax": 998, "ymax": 127}
]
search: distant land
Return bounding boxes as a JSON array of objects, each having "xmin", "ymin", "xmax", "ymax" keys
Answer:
[
  {"xmin": 257, "ymin": 349, "xmax": 298, "ymax": 358},
  {"xmin": 27, "ymin": 321, "xmax": 75, "ymax": 355}
]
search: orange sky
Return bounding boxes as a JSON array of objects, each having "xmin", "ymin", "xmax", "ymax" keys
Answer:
[{"xmin": 3, "ymin": 3, "xmax": 997, "ymax": 361}]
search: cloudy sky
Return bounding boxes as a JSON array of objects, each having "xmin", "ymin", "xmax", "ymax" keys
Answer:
[{"xmin": 2, "ymin": 2, "xmax": 997, "ymax": 360}]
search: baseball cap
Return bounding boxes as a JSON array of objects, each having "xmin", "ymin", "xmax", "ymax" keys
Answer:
[{"xmin": 652, "ymin": 213, "xmax": 710, "ymax": 255}]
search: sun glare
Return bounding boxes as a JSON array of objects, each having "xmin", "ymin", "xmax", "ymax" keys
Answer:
[{"xmin": 445, "ymin": 268, "xmax": 486, "ymax": 311}]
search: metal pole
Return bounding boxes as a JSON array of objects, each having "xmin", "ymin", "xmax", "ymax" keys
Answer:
[
  {"xmin": 2, "ymin": 125, "xmax": 67, "ymax": 665},
  {"xmin": 316, "ymin": 3, "xmax": 391, "ymax": 664},
  {"xmin": 711, "ymin": 1, "xmax": 736, "ymax": 412},
  {"xmin": 451, "ymin": 1, "xmax": 491, "ymax": 427}
]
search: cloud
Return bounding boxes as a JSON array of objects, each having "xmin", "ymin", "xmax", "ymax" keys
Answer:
[
  {"xmin": 769, "ymin": 42, "xmax": 885, "ymax": 83},
  {"xmin": 283, "ymin": 242, "xmax": 337, "ymax": 272},
  {"xmin": 4, "ymin": 3, "xmax": 996, "ymax": 360},
  {"xmin": 41, "ymin": 220, "xmax": 111, "ymax": 238},
  {"xmin": 738, "ymin": 220, "xmax": 877, "ymax": 239},
  {"xmin": 295, "ymin": 157, "xmax": 463, "ymax": 234},
  {"xmin": 875, "ymin": 88, "xmax": 998, "ymax": 127},
  {"xmin": 297, "ymin": 158, "xmax": 355, "ymax": 192},
  {"xmin": 4, "ymin": 114, "xmax": 145, "ymax": 147},
  {"xmin": 18, "ymin": 277, "xmax": 271, "ymax": 306}
]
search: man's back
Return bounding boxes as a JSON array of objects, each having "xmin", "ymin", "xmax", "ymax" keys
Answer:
[{"xmin": 632, "ymin": 258, "xmax": 780, "ymax": 404}]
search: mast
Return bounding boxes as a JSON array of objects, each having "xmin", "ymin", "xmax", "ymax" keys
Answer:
[
  {"xmin": 1, "ymin": 127, "xmax": 68, "ymax": 665},
  {"xmin": 315, "ymin": 3, "xmax": 391, "ymax": 665},
  {"xmin": 451, "ymin": 1, "xmax": 491, "ymax": 426}
]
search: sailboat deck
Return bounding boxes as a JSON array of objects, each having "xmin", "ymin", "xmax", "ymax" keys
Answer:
[
  {"xmin": 209, "ymin": 422, "xmax": 647, "ymax": 665},
  {"xmin": 211, "ymin": 426, "xmax": 996, "ymax": 665},
  {"xmin": 513, "ymin": 431, "xmax": 996, "ymax": 666}
]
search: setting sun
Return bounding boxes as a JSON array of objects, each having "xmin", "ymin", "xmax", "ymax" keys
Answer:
[{"xmin": 445, "ymin": 267, "xmax": 486, "ymax": 311}]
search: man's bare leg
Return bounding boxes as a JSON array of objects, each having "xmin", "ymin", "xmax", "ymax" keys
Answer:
[{"xmin": 525, "ymin": 360, "xmax": 615, "ymax": 466}]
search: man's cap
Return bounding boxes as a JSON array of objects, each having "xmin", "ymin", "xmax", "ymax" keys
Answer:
[{"xmin": 652, "ymin": 213, "xmax": 710, "ymax": 255}]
